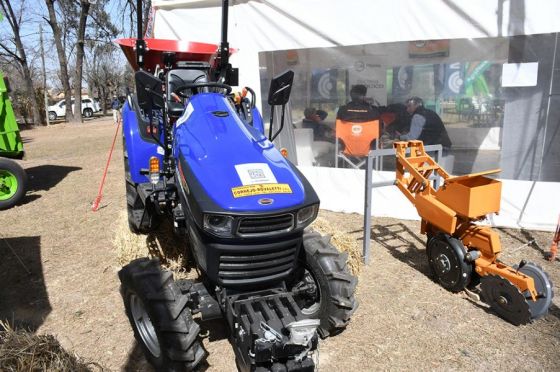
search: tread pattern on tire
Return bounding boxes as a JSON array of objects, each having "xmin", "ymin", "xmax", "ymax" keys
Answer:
[
  {"xmin": 302, "ymin": 231, "xmax": 358, "ymax": 338},
  {"xmin": 119, "ymin": 258, "xmax": 206, "ymax": 371}
]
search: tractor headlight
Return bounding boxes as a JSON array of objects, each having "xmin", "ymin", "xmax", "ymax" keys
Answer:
[
  {"xmin": 203, "ymin": 214, "xmax": 234, "ymax": 237},
  {"xmin": 297, "ymin": 204, "xmax": 318, "ymax": 228}
]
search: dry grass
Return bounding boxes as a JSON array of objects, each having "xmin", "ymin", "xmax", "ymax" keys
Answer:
[
  {"xmin": 311, "ymin": 216, "xmax": 363, "ymax": 275},
  {"xmin": 0, "ymin": 322, "xmax": 101, "ymax": 372},
  {"xmin": 113, "ymin": 211, "xmax": 194, "ymax": 279},
  {"xmin": 4, "ymin": 119, "xmax": 558, "ymax": 372}
]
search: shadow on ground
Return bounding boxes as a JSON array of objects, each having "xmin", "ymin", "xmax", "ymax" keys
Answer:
[
  {"xmin": 122, "ymin": 342, "xmax": 154, "ymax": 372},
  {"xmin": 25, "ymin": 165, "xmax": 82, "ymax": 192},
  {"xmin": 0, "ymin": 236, "xmax": 51, "ymax": 331},
  {"xmin": 371, "ymin": 222, "xmax": 431, "ymax": 276},
  {"xmin": 497, "ymin": 227, "xmax": 551, "ymax": 259}
]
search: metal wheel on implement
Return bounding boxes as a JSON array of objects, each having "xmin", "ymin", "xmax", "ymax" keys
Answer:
[
  {"xmin": 119, "ymin": 258, "xmax": 206, "ymax": 371},
  {"xmin": 426, "ymin": 234, "xmax": 473, "ymax": 293},
  {"xmin": 481, "ymin": 262, "xmax": 554, "ymax": 325},
  {"xmin": 289, "ymin": 232, "xmax": 358, "ymax": 338}
]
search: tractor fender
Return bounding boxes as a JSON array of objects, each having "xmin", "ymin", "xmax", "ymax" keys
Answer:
[{"xmin": 122, "ymin": 95, "xmax": 163, "ymax": 184}]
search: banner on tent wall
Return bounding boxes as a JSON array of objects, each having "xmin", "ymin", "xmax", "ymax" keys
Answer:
[
  {"xmin": 349, "ymin": 60, "xmax": 387, "ymax": 105},
  {"xmin": 442, "ymin": 62, "xmax": 465, "ymax": 97},
  {"xmin": 409, "ymin": 40, "xmax": 450, "ymax": 58},
  {"xmin": 311, "ymin": 69, "xmax": 338, "ymax": 103},
  {"xmin": 392, "ymin": 66, "xmax": 413, "ymax": 103}
]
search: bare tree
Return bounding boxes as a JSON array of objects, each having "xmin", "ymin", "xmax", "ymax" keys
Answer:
[
  {"xmin": 84, "ymin": 0, "xmax": 119, "ymax": 111},
  {"xmin": 87, "ymin": 43, "xmax": 121, "ymax": 115},
  {"xmin": 71, "ymin": 0, "xmax": 91, "ymax": 124},
  {"xmin": 0, "ymin": 0, "xmax": 42, "ymax": 125},
  {"xmin": 118, "ymin": 0, "xmax": 152, "ymax": 37},
  {"xmin": 44, "ymin": 0, "xmax": 74, "ymax": 122}
]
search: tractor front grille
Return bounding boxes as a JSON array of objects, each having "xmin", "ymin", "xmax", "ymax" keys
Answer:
[
  {"xmin": 236, "ymin": 213, "xmax": 294, "ymax": 237},
  {"xmin": 218, "ymin": 240, "xmax": 299, "ymax": 286}
]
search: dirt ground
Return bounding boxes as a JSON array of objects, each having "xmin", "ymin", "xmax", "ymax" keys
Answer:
[{"xmin": 0, "ymin": 118, "xmax": 559, "ymax": 371}]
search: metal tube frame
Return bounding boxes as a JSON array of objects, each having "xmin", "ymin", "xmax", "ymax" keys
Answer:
[{"xmin": 362, "ymin": 144, "xmax": 443, "ymax": 263}]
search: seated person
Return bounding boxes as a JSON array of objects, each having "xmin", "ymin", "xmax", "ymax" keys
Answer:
[
  {"xmin": 382, "ymin": 103, "xmax": 410, "ymax": 135},
  {"xmin": 302, "ymin": 107, "xmax": 335, "ymax": 143},
  {"xmin": 399, "ymin": 97, "xmax": 452, "ymax": 150},
  {"xmin": 337, "ymin": 84, "xmax": 381, "ymax": 122}
]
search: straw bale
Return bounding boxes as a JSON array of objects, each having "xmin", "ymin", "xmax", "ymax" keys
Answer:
[
  {"xmin": 311, "ymin": 216, "xmax": 363, "ymax": 275},
  {"xmin": 113, "ymin": 212, "xmax": 193, "ymax": 279},
  {"xmin": 0, "ymin": 321, "xmax": 101, "ymax": 371}
]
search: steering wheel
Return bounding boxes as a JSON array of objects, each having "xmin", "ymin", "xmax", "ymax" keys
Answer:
[{"xmin": 173, "ymin": 82, "xmax": 232, "ymax": 98}]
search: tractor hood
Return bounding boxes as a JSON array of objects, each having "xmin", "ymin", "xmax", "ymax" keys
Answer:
[{"xmin": 174, "ymin": 94, "xmax": 317, "ymax": 214}]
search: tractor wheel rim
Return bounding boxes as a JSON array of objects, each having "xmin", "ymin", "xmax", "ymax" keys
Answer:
[
  {"xmin": 0, "ymin": 170, "xmax": 18, "ymax": 201},
  {"xmin": 130, "ymin": 294, "xmax": 161, "ymax": 357},
  {"xmin": 299, "ymin": 269, "xmax": 321, "ymax": 315}
]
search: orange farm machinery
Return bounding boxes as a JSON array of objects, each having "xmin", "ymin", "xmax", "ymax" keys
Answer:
[{"xmin": 394, "ymin": 140, "xmax": 553, "ymax": 325}]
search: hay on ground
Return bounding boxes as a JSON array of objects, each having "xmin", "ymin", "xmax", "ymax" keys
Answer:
[
  {"xmin": 113, "ymin": 211, "xmax": 194, "ymax": 279},
  {"xmin": 311, "ymin": 216, "xmax": 363, "ymax": 275},
  {"xmin": 0, "ymin": 321, "xmax": 100, "ymax": 372}
]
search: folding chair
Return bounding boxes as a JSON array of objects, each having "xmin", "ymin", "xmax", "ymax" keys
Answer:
[{"xmin": 335, "ymin": 119, "xmax": 381, "ymax": 168}]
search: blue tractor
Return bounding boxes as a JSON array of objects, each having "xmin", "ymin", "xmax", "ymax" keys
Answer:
[{"xmin": 117, "ymin": 1, "xmax": 357, "ymax": 371}]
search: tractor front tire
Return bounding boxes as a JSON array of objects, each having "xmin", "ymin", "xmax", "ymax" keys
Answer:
[
  {"xmin": 119, "ymin": 258, "xmax": 206, "ymax": 371},
  {"xmin": 0, "ymin": 158, "xmax": 27, "ymax": 210},
  {"xmin": 293, "ymin": 232, "xmax": 358, "ymax": 338}
]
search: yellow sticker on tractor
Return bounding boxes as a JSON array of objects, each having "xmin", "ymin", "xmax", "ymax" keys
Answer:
[{"xmin": 231, "ymin": 183, "xmax": 292, "ymax": 198}]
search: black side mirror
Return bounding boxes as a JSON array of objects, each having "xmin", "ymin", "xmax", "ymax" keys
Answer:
[
  {"xmin": 267, "ymin": 70, "xmax": 294, "ymax": 106},
  {"xmin": 267, "ymin": 70, "xmax": 294, "ymax": 141},
  {"xmin": 135, "ymin": 70, "xmax": 164, "ymax": 114}
]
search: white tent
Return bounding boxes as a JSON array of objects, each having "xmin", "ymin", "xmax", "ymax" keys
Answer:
[{"xmin": 150, "ymin": 0, "xmax": 560, "ymax": 231}]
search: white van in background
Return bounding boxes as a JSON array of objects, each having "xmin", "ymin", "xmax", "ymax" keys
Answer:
[{"xmin": 48, "ymin": 97, "xmax": 101, "ymax": 120}]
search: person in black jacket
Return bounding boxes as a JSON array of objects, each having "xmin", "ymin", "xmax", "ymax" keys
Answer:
[
  {"xmin": 337, "ymin": 84, "xmax": 381, "ymax": 122},
  {"xmin": 399, "ymin": 97, "xmax": 452, "ymax": 149},
  {"xmin": 302, "ymin": 107, "xmax": 335, "ymax": 143}
]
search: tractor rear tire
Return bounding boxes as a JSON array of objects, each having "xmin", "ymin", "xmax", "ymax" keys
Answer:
[
  {"xmin": 293, "ymin": 232, "xmax": 358, "ymax": 338},
  {"xmin": 123, "ymin": 136, "xmax": 159, "ymax": 234},
  {"xmin": 0, "ymin": 158, "xmax": 27, "ymax": 210},
  {"xmin": 126, "ymin": 181, "xmax": 160, "ymax": 234},
  {"xmin": 119, "ymin": 258, "xmax": 206, "ymax": 371}
]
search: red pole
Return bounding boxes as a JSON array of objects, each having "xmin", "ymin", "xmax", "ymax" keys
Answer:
[{"xmin": 92, "ymin": 119, "xmax": 121, "ymax": 211}]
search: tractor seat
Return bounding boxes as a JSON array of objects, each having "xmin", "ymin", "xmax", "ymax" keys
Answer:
[{"xmin": 167, "ymin": 68, "xmax": 209, "ymax": 100}]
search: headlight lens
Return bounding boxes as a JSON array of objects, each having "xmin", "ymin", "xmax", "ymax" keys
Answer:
[
  {"xmin": 297, "ymin": 204, "xmax": 318, "ymax": 227},
  {"xmin": 203, "ymin": 214, "xmax": 234, "ymax": 237}
]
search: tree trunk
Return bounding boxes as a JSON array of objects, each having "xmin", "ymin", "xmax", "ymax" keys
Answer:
[
  {"xmin": 0, "ymin": 0, "xmax": 41, "ymax": 125},
  {"xmin": 101, "ymin": 84, "xmax": 107, "ymax": 116},
  {"xmin": 72, "ymin": 1, "xmax": 91, "ymax": 124},
  {"xmin": 45, "ymin": 0, "xmax": 74, "ymax": 122}
]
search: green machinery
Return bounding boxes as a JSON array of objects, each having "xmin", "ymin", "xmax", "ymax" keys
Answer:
[{"xmin": 0, "ymin": 72, "xmax": 27, "ymax": 209}]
